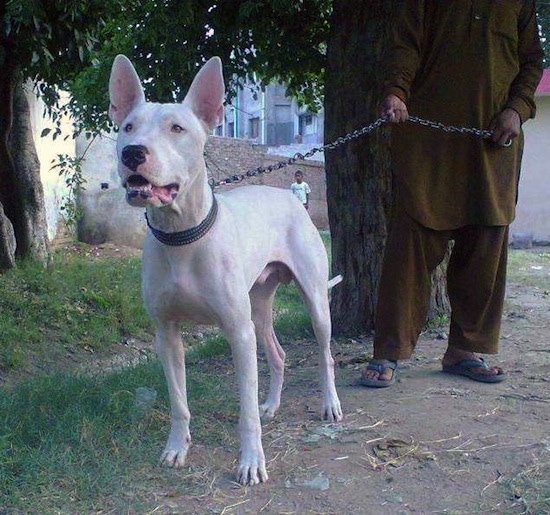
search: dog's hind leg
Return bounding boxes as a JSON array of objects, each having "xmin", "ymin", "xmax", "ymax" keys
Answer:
[
  {"xmin": 309, "ymin": 295, "xmax": 343, "ymax": 422},
  {"xmin": 296, "ymin": 279, "xmax": 343, "ymax": 422},
  {"xmin": 250, "ymin": 267, "xmax": 286, "ymax": 419},
  {"xmin": 155, "ymin": 322, "xmax": 192, "ymax": 468}
]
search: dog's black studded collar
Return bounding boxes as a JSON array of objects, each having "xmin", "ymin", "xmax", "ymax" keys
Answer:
[{"xmin": 145, "ymin": 196, "xmax": 218, "ymax": 246}]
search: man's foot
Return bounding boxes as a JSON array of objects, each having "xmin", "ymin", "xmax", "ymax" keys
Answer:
[
  {"xmin": 441, "ymin": 349, "xmax": 506, "ymax": 383},
  {"xmin": 359, "ymin": 359, "xmax": 398, "ymax": 388}
]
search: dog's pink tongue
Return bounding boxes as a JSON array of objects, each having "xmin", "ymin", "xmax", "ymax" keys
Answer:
[{"xmin": 151, "ymin": 185, "xmax": 179, "ymax": 204}]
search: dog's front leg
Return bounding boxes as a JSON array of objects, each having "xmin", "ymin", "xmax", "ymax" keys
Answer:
[
  {"xmin": 155, "ymin": 322, "xmax": 192, "ymax": 468},
  {"xmin": 224, "ymin": 320, "xmax": 268, "ymax": 485}
]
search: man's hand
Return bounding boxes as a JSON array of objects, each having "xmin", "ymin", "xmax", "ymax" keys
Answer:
[
  {"xmin": 379, "ymin": 94, "xmax": 409, "ymax": 123},
  {"xmin": 489, "ymin": 108, "xmax": 521, "ymax": 146}
]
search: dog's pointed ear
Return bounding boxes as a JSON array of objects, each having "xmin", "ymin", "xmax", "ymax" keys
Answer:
[
  {"xmin": 108, "ymin": 55, "xmax": 146, "ymax": 126},
  {"xmin": 183, "ymin": 57, "xmax": 225, "ymax": 131}
]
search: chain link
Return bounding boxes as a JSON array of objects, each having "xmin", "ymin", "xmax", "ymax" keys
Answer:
[
  {"xmin": 408, "ymin": 115, "xmax": 493, "ymax": 139},
  {"xmin": 208, "ymin": 116, "xmax": 496, "ymax": 189}
]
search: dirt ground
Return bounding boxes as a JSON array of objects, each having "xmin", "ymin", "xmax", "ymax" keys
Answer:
[
  {"xmin": 100, "ymin": 244, "xmax": 547, "ymax": 515},
  {"xmin": 23, "ymin": 244, "xmax": 550, "ymax": 513},
  {"xmin": 167, "ymin": 315, "xmax": 550, "ymax": 513}
]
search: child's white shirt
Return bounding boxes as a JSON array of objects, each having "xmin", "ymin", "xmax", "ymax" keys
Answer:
[{"xmin": 290, "ymin": 181, "xmax": 311, "ymax": 204}]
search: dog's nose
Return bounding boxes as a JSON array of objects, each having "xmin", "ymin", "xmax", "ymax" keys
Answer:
[{"xmin": 121, "ymin": 145, "xmax": 149, "ymax": 171}]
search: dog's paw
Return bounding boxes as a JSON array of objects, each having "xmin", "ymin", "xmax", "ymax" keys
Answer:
[
  {"xmin": 322, "ymin": 397, "xmax": 344, "ymax": 423},
  {"xmin": 236, "ymin": 455, "xmax": 269, "ymax": 486},
  {"xmin": 259, "ymin": 400, "xmax": 279, "ymax": 419},
  {"xmin": 159, "ymin": 447, "xmax": 189, "ymax": 468}
]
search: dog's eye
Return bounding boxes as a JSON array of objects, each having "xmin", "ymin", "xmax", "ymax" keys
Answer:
[
  {"xmin": 171, "ymin": 124, "xmax": 185, "ymax": 133},
  {"xmin": 124, "ymin": 123, "xmax": 133, "ymax": 133}
]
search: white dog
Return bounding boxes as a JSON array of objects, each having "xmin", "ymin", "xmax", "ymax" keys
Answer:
[{"xmin": 108, "ymin": 55, "xmax": 343, "ymax": 485}]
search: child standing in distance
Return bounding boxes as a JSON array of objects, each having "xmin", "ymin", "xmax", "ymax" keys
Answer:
[{"xmin": 290, "ymin": 170, "xmax": 311, "ymax": 210}]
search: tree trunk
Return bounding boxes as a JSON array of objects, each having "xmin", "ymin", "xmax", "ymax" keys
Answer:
[
  {"xmin": 0, "ymin": 43, "xmax": 21, "ymax": 270},
  {"xmin": 428, "ymin": 244, "xmax": 452, "ymax": 320},
  {"xmin": 325, "ymin": 1, "xmax": 393, "ymax": 336},
  {"xmin": 0, "ymin": 42, "xmax": 49, "ymax": 270},
  {"xmin": 325, "ymin": 0, "xmax": 450, "ymax": 336},
  {"xmin": 0, "ymin": 202, "xmax": 16, "ymax": 270},
  {"xmin": 9, "ymin": 84, "xmax": 50, "ymax": 263}
]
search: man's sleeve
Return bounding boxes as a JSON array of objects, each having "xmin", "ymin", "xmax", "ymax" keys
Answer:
[
  {"xmin": 505, "ymin": 0, "xmax": 544, "ymax": 122},
  {"xmin": 382, "ymin": 0, "xmax": 425, "ymax": 103}
]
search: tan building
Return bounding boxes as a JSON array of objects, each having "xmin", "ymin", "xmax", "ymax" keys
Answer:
[{"xmin": 511, "ymin": 69, "xmax": 550, "ymax": 244}]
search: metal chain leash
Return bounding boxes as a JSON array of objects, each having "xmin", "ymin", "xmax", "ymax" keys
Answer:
[
  {"xmin": 408, "ymin": 115, "xmax": 493, "ymax": 140},
  {"xmin": 208, "ymin": 116, "xmax": 496, "ymax": 189}
]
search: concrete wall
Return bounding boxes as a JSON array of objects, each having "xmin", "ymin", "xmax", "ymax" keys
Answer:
[
  {"xmin": 76, "ymin": 132, "xmax": 118, "ymax": 191},
  {"xmin": 26, "ymin": 83, "xmax": 73, "ymax": 241},
  {"xmin": 76, "ymin": 132, "xmax": 146, "ymax": 246},
  {"xmin": 511, "ymin": 95, "xmax": 550, "ymax": 244}
]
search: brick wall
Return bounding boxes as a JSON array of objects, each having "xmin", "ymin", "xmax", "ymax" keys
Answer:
[
  {"xmin": 205, "ymin": 136, "xmax": 268, "ymax": 177},
  {"xmin": 206, "ymin": 136, "xmax": 328, "ymax": 229}
]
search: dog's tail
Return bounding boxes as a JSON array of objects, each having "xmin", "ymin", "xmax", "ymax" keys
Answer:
[{"xmin": 328, "ymin": 274, "xmax": 343, "ymax": 289}]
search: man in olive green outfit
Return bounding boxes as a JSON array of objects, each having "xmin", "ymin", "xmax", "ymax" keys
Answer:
[{"xmin": 361, "ymin": 1, "xmax": 544, "ymax": 387}]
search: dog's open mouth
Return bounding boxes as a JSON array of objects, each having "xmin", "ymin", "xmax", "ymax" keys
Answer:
[{"xmin": 124, "ymin": 174, "xmax": 180, "ymax": 205}]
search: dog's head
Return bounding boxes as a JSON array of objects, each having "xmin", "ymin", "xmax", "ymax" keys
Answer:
[{"xmin": 108, "ymin": 55, "xmax": 224, "ymax": 207}]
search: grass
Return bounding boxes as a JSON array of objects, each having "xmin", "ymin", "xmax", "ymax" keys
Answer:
[
  {"xmin": 2, "ymin": 245, "xmax": 548, "ymax": 512},
  {"xmin": 0, "ymin": 357, "xmax": 240, "ymax": 512},
  {"xmin": 0, "ymin": 244, "xmax": 313, "ymax": 513},
  {"xmin": 0, "ymin": 249, "xmax": 152, "ymax": 371},
  {"xmin": 503, "ymin": 460, "xmax": 550, "ymax": 514},
  {"xmin": 0, "ymin": 364, "xmax": 161, "ymax": 509},
  {"xmin": 506, "ymin": 248, "xmax": 550, "ymax": 290}
]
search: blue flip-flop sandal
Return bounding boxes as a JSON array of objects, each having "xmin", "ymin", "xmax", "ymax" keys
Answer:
[
  {"xmin": 359, "ymin": 359, "xmax": 398, "ymax": 388},
  {"xmin": 442, "ymin": 358, "xmax": 506, "ymax": 383}
]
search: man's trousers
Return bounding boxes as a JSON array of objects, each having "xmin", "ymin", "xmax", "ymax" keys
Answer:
[{"xmin": 373, "ymin": 208, "xmax": 509, "ymax": 360}]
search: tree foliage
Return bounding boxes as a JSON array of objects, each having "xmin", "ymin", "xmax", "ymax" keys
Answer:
[
  {"xmin": 0, "ymin": 1, "xmax": 132, "ymax": 267},
  {"xmin": 7, "ymin": 0, "xmax": 550, "ymax": 135},
  {"xmin": 64, "ymin": 0, "xmax": 331, "ymax": 133},
  {"xmin": 3, "ymin": 0, "xmax": 128, "ymax": 133},
  {"xmin": 538, "ymin": 0, "xmax": 550, "ymax": 60}
]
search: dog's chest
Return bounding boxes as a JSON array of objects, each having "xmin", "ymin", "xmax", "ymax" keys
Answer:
[{"xmin": 141, "ymin": 248, "xmax": 234, "ymax": 325}]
